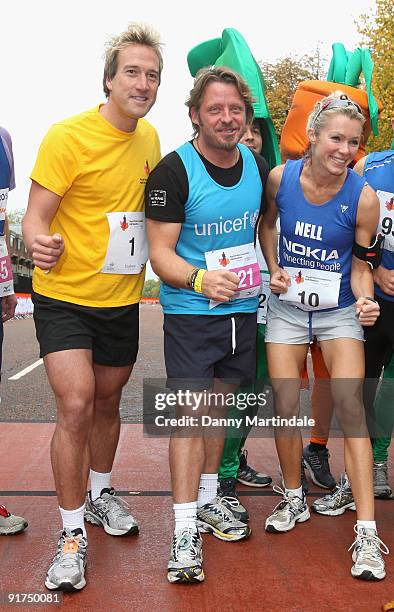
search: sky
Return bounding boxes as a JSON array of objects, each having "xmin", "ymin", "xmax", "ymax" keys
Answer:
[{"xmin": 3, "ymin": 0, "xmax": 374, "ymax": 276}]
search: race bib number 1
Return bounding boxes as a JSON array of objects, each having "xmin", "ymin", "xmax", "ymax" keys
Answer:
[
  {"xmin": 101, "ymin": 212, "xmax": 148, "ymax": 275},
  {"xmin": 205, "ymin": 243, "xmax": 260, "ymax": 310},
  {"xmin": 377, "ymin": 190, "xmax": 394, "ymax": 253},
  {"xmin": 0, "ymin": 235, "xmax": 14, "ymax": 297},
  {"xmin": 279, "ymin": 267, "xmax": 341, "ymax": 311}
]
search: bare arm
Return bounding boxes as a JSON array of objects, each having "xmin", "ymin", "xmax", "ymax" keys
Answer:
[
  {"xmin": 22, "ymin": 181, "xmax": 64, "ymax": 271},
  {"xmin": 351, "ymin": 184, "xmax": 380, "ymax": 325},
  {"xmin": 258, "ymin": 165, "xmax": 290, "ymax": 293},
  {"xmin": 353, "ymin": 155, "xmax": 394, "ymax": 296},
  {"xmin": 146, "ymin": 219, "xmax": 239, "ymax": 302}
]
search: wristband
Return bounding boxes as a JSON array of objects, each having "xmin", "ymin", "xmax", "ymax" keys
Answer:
[
  {"xmin": 186, "ymin": 267, "xmax": 199, "ymax": 288},
  {"xmin": 193, "ymin": 269, "xmax": 206, "ymax": 294},
  {"xmin": 362, "ymin": 296, "xmax": 378, "ymax": 304}
]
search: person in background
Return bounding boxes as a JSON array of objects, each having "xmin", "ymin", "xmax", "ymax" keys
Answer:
[
  {"xmin": 0, "ymin": 126, "xmax": 28, "ymax": 536},
  {"xmin": 217, "ymin": 118, "xmax": 272, "ymax": 526}
]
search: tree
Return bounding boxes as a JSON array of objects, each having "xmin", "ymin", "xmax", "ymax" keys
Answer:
[
  {"xmin": 142, "ymin": 278, "xmax": 161, "ymax": 298},
  {"xmin": 357, "ymin": 0, "xmax": 394, "ymax": 151},
  {"xmin": 259, "ymin": 45, "xmax": 328, "ymax": 139}
]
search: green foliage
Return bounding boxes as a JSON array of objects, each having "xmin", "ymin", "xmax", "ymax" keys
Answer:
[
  {"xmin": 142, "ymin": 278, "xmax": 161, "ymax": 298},
  {"xmin": 259, "ymin": 46, "xmax": 328, "ymax": 140},
  {"xmin": 357, "ymin": 0, "xmax": 394, "ymax": 151}
]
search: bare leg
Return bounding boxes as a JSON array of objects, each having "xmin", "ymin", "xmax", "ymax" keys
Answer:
[
  {"xmin": 89, "ymin": 363, "xmax": 133, "ymax": 473},
  {"xmin": 320, "ymin": 338, "xmax": 374, "ymax": 519},
  {"xmin": 45, "ymin": 350, "xmax": 95, "ymax": 510},
  {"xmin": 170, "ymin": 381, "xmax": 237, "ymax": 503},
  {"xmin": 266, "ymin": 343, "xmax": 309, "ymax": 489}
]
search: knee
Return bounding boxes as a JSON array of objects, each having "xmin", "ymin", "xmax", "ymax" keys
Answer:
[{"xmin": 56, "ymin": 394, "xmax": 94, "ymax": 434}]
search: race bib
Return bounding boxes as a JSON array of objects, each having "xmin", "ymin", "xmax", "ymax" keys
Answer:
[
  {"xmin": 0, "ymin": 188, "xmax": 9, "ymax": 235},
  {"xmin": 101, "ymin": 212, "xmax": 148, "ymax": 275},
  {"xmin": 279, "ymin": 267, "xmax": 341, "ymax": 311},
  {"xmin": 377, "ymin": 190, "xmax": 394, "ymax": 253},
  {"xmin": 0, "ymin": 235, "xmax": 14, "ymax": 297},
  {"xmin": 205, "ymin": 243, "xmax": 260, "ymax": 310},
  {"xmin": 257, "ymin": 272, "xmax": 271, "ymax": 324}
]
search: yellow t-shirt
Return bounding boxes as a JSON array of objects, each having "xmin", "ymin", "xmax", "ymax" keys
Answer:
[{"xmin": 31, "ymin": 106, "xmax": 161, "ymax": 307}]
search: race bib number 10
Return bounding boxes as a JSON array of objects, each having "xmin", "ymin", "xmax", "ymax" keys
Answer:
[
  {"xmin": 279, "ymin": 267, "xmax": 341, "ymax": 311},
  {"xmin": 101, "ymin": 212, "xmax": 148, "ymax": 275},
  {"xmin": 205, "ymin": 242, "xmax": 260, "ymax": 310}
]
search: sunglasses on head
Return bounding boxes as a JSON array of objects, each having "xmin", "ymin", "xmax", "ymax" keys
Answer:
[{"xmin": 312, "ymin": 95, "xmax": 362, "ymax": 127}]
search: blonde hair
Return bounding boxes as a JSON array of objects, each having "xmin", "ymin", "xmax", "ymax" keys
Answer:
[
  {"xmin": 186, "ymin": 66, "xmax": 254, "ymax": 137},
  {"xmin": 103, "ymin": 22, "xmax": 163, "ymax": 97},
  {"xmin": 304, "ymin": 90, "xmax": 365, "ymax": 159}
]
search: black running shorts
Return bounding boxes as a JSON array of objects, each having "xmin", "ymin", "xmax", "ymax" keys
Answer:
[{"xmin": 32, "ymin": 292, "xmax": 139, "ymax": 367}]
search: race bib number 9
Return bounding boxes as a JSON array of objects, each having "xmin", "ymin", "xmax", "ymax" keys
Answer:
[
  {"xmin": 0, "ymin": 235, "xmax": 14, "ymax": 297},
  {"xmin": 205, "ymin": 243, "xmax": 260, "ymax": 309},
  {"xmin": 377, "ymin": 190, "xmax": 394, "ymax": 253},
  {"xmin": 101, "ymin": 212, "xmax": 148, "ymax": 275},
  {"xmin": 279, "ymin": 267, "xmax": 341, "ymax": 311}
]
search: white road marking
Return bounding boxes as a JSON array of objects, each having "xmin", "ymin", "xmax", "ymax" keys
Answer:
[{"xmin": 9, "ymin": 359, "xmax": 44, "ymax": 380}]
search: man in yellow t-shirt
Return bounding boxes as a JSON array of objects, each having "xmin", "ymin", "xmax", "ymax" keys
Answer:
[{"xmin": 22, "ymin": 23, "xmax": 162, "ymax": 593}]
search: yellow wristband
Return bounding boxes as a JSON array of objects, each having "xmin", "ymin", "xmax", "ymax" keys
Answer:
[{"xmin": 193, "ymin": 269, "xmax": 206, "ymax": 294}]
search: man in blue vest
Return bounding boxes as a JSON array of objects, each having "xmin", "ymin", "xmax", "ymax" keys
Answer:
[{"xmin": 146, "ymin": 66, "xmax": 267, "ymax": 584}]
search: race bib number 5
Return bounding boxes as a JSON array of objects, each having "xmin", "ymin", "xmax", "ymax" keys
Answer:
[
  {"xmin": 279, "ymin": 267, "xmax": 341, "ymax": 311},
  {"xmin": 0, "ymin": 235, "xmax": 14, "ymax": 297},
  {"xmin": 205, "ymin": 243, "xmax": 260, "ymax": 309},
  {"xmin": 101, "ymin": 212, "xmax": 148, "ymax": 275}
]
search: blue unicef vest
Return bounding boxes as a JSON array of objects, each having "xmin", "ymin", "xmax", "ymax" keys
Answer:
[
  {"xmin": 364, "ymin": 150, "xmax": 394, "ymax": 302},
  {"xmin": 277, "ymin": 159, "xmax": 365, "ymax": 309},
  {"xmin": 160, "ymin": 143, "xmax": 261, "ymax": 315},
  {"xmin": 0, "ymin": 138, "xmax": 11, "ymax": 237}
]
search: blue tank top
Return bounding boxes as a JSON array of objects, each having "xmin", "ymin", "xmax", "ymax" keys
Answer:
[
  {"xmin": 277, "ymin": 159, "xmax": 365, "ymax": 309},
  {"xmin": 364, "ymin": 150, "xmax": 394, "ymax": 302},
  {"xmin": 160, "ymin": 142, "xmax": 262, "ymax": 315},
  {"xmin": 0, "ymin": 137, "xmax": 12, "ymax": 237}
]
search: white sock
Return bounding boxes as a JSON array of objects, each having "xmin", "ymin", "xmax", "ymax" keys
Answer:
[
  {"xmin": 59, "ymin": 503, "xmax": 87, "ymax": 537},
  {"xmin": 173, "ymin": 502, "xmax": 197, "ymax": 531},
  {"xmin": 90, "ymin": 469, "xmax": 112, "ymax": 501},
  {"xmin": 357, "ymin": 519, "xmax": 377, "ymax": 531},
  {"xmin": 197, "ymin": 473, "xmax": 218, "ymax": 508},
  {"xmin": 285, "ymin": 485, "xmax": 303, "ymax": 500}
]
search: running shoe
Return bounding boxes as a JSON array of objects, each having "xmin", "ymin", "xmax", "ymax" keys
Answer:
[
  {"xmin": 217, "ymin": 477, "xmax": 249, "ymax": 522},
  {"xmin": 302, "ymin": 444, "xmax": 336, "ymax": 489},
  {"xmin": 236, "ymin": 449, "xmax": 272, "ymax": 488},
  {"xmin": 311, "ymin": 473, "xmax": 356, "ymax": 516},
  {"xmin": 373, "ymin": 461, "xmax": 392, "ymax": 499},
  {"xmin": 0, "ymin": 505, "xmax": 28, "ymax": 535},
  {"xmin": 349, "ymin": 525, "xmax": 389, "ymax": 581},
  {"xmin": 197, "ymin": 496, "xmax": 251, "ymax": 541},
  {"xmin": 85, "ymin": 488, "xmax": 139, "ymax": 536},
  {"xmin": 265, "ymin": 486, "xmax": 310, "ymax": 533},
  {"xmin": 167, "ymin": 527, "xmax": 204, "ymax": 584},
  {"xmin": 45, "ymin": 528, "xmax": 88, "ymax": 592}
]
